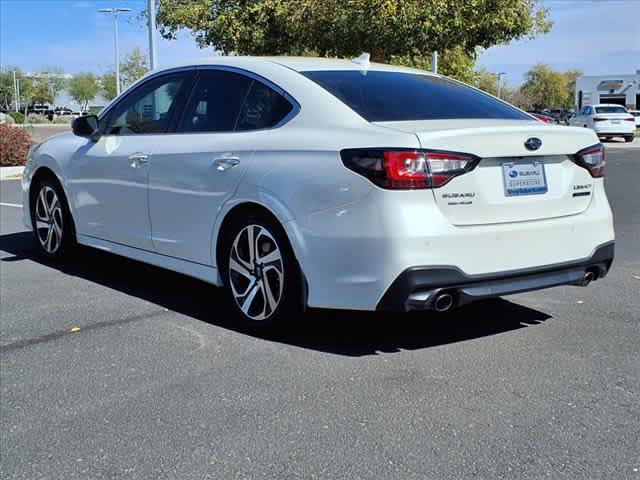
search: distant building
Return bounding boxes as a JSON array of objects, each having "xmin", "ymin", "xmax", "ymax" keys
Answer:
[{"xmin": 575, "ymin": 70, "xmax": 639, "ymax": 110}]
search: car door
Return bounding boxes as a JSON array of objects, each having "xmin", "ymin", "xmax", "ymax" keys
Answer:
[
  {"xmin": 147, "ymin": 68, "xmax": 295, "ymax": 265},
  {"xmin": 67, "ymin": 71, "xmax": 193, "ymax": 249},
  {"xmin": 584, "ymin": 106, "xmax": 595, "ymax": 127}
]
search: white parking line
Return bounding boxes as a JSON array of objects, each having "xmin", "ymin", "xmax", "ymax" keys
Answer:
[{"xmin": 0, "ymin": 202, "xmax": 22, "ymax": 208}]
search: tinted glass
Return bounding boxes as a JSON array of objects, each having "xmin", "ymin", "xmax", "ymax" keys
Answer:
[
  {"xmin": 104, "ymin": 74, "xmax": 187, "ymax": 135},
  {"xmin": 178, "ymin": 71, "xmax": 252, "ymax": 133},
  {"xmin": 595, "ymin": 106, "xmax": 627, "ymax": 114},
  {"xmin": 236, "ymin": 81, "xmax": 293, "ymax": 131},
  {"xmin": 302, "ymin": 70, "xmax": 530, "ymax": 122}
]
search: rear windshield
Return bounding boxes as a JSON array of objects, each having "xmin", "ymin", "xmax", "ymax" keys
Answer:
[
  {"xmin": 302, "ymin": 70, "xmax": 530, "ymax": 122},
  {"xmin": 595, "ymin": 106, "xmax": 627, "ymax": 114}
]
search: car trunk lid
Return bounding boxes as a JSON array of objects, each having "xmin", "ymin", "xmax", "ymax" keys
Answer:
[{"xmin": 375, "ymin": 120, "xmax": 599, "ymax": 225}]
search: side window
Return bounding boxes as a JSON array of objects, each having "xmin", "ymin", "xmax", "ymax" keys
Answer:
[
  {"xmin": 585, "ymin": 106, "xmax": 593, "ymax": 115},
  {"xmin": 177, "ymin": 71, "xmax": 252, "ymax": 133},
  {"xmin": 236, "ymin": 81, "xmax": 293, "ymax": 131},
  {"xmin": 103, "ymin": 73, "xmax": 188, "ymax": 135}
]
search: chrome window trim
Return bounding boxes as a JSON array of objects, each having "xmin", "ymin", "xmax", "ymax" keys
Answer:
[{"xmin": 98, "ymin": 64, "xmax": 301, "ymax": 136}]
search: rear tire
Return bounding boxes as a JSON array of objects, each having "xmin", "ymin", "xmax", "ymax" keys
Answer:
[
  {"xmin": 219, "ymin": 213, "xmax": 303, "ymax": 331},
  {"xmin": 30, "ymin": 177, "xmax": 75, "ymax": 259}
]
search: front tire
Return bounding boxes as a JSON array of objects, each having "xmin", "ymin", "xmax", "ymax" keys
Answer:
[
  {"xmin": 220, "ymin": 214, "xmax": 303, "ymax": 331},
  {"xmin": 30, "ymin": 177, "xmax": 74, "ymax": 259}
]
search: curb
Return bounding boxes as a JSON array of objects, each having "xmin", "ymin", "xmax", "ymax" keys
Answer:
[{"xmin": 1, "ymin": 166, "xmax": 25, "ymax": 180}]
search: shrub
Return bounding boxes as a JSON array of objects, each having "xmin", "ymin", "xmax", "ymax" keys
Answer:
[
  {"xmin": 26, "ymin": 113, "xmax": 50, "ymax": 124},
  {"xmin": 52, "ymin": 115, "xmax": 72, "ymax": 124},
  {"xmin": 9, "ymin": 111, "xmax": 24, "ymax": 124},
  {"xmin": 0, "ymin": 124, "xmax": 34, "ymax": 166}
]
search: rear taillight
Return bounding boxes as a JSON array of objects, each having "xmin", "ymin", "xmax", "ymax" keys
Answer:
[
  {"xmin": 340, "ymin": 149, "xmax": 479, "ymax": 189},
  {"xmin": 573, "ymin": 144, "xmax": 605, "ymax": 178},
  {"xmin": 624, "ymin": 117, "xmax": 635, "ymax": 122},
  {"xmin": 593, "ymin": 117, "xmax": 607, "ymax": 122}
]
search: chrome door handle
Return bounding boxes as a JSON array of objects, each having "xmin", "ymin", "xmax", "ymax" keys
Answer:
[
  {"xmin": 129, "ymin": 153, "xmax": 149, "ymax": 168},
  {"xmin": 214, "ymin": 156, "xmax": 240, "ymax": 171}
]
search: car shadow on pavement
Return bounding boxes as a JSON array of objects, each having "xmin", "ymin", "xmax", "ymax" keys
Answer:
[{"xmin": 1, "ymin": 231, "xmax": 551, "ymax": 357}]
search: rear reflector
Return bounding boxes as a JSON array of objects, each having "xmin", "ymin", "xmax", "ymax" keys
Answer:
[
  {"xmin": 341, "ymin": 149, "xmax": 479, "ymax": 189},
  {"xmin": 573, "ymin": 144, "xmax": 605, "ymax": 178}
]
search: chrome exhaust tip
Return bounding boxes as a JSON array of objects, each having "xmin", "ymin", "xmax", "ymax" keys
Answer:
[
  {"xmin": 580, "ymin": 270, "xmax": 596, "ymax": 287},
  {"xmin": 433, "ymin": 293, "xmax": 455, "ymax": 312}
]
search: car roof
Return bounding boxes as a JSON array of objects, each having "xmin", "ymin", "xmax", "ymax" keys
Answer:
[
  {"xmin": 161, "ymin": 55, "xmax": 437, "ymax": 76},
  {"xmin": 591, "ymin": 104, "xmax": 627, "ymax": 108}
]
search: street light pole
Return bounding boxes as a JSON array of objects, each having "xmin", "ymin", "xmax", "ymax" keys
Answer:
[
  {"xmin": 147, "ymin": 0, "xmax": 158, "ymax": 70},
  {"xmin": 99, "ymin": 7, "xmax": 131, "ymax": 97},
  {"xmin": 12, "ymin": 70, "xmax": 19, "ymax": 111},
  {"xmin": 496, "ymin": 72, "xmax": 506, "ymax": 99}
]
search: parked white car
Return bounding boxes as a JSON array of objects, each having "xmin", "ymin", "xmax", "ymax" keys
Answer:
[
  {"xmin": 570, "ymin": 104, "xmax": 636, "ymax": 142},
  {"xmin": 629, "ymin": 109, "xmax": 640, "ymax": 128},
  {"xmin": 22, "ymin": 57, "xmax": 615, "ymax": 329}
]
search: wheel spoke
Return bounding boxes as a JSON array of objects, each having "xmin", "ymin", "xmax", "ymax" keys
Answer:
[
  {"xmin": 229, "ymin": 257, "xmax": 252, "ymax": 279},
  {"xmin": 47, "ymin": 196, "xmax": 59, "ymax": 216},
  {"xmin": 232, "ymin": 242, "xmax": 253, "ymax": 271},
  {"xmin": 263, "ymin": 275, "xmax": 279, "ymax": 312},
  {"xmin": 37, "ymin": 189, "xmax": 49, "ymax": 221},
  {"xmin": 259, "ymin": 248, "xmax": 281, "ymax": 266},
  {"xmin": 35, "ymin": 220, "xmax": 50, "ymax": 230},
  {"xmin": 45, "ymin": 226, "xmax": 54, "ymax": 252},
  {"xmin": 52, "ymin": 216, "xmax": 63, "ymax": 239},
  {"xmin": 240, "ymin": 282, "xmax": 260, "ymax": 315},
  {"xmin": 248, "ymin": 225, "xmax": 258, "ymax": 267}
]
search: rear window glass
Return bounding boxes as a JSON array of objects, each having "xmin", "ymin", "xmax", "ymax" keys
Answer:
[
  {"xmin": 302, "ymin": 70, "xmax": 530, "ymax": 122},
  {"xmin": 595, "ymin": 106, "xmax": 627, "ymax": 114}
]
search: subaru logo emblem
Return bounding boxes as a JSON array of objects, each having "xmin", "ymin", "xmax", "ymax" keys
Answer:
[
  {"xmin": 525, "ymin": 137, "xmax": 542, "ymax": 151},
  {"xmin": 509, "ymin": 170, "xmax": 518, "ymax": 178}
]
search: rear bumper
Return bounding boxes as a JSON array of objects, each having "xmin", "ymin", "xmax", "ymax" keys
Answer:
[
  {"xmin": 593, "ymin": 125, "xmax": 635, "ymax": 135},
  {"xmin": 377, "ymin": 241, "xmax": 614, "ymax": 312}
]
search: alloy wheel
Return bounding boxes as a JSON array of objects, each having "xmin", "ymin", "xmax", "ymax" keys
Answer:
[
  {"xmin": 229, "ymin": 224, "xmax": 284, "ymax": 321},
  {"xmin": 34, "ymin": 186, "xmax": 63, "ymax": 254}
]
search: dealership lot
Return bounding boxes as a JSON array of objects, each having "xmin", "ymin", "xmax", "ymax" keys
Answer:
[{"xmin": 1, "ymin": 144, "xmax": 638, "ymax": 479}]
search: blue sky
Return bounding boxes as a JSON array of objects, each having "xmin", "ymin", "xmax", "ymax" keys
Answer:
[{"xmin": 1, "ymin": 0, "xmax": 638, "ymax": 85}]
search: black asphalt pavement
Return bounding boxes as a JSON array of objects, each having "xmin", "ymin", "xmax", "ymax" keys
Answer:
[{"xmin": 1, "ymin": 145, "xmax": 639, "ymax": 480}]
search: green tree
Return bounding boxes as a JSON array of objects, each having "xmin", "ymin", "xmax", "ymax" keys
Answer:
[
  {"xmin": 473, "ymin": 68, "xmax": 500, "ymax": 96},
  {"xmin": 101, "ymin": 70, "xmax": 118, "ymax": 101},
  {"xmin": 37, "ymin": 67, "xmax": 68, "ymax": 102},
  {"xmin": 28, "ymin": 77, "xmax": 54, "ymax": 105},
  {"xmin": 120, "ymin": 47, "xmax": 149, "ymax": 89},
  {"xmin": 0, "ymin": 68, "xmax": 17, "ymax": 109},
  {"xmin": 156, "ymin": 0, "xmax": 551, "ymax": 64},
  {"xmin": 0, "ymin": 67, "xmax": 30, "ymax": 110},
  {"xmin": 390, "ymin": 46, "xmax": 477, "ymax": 83},
  {"xmin": 563, "ymin": 69, "xmax": 582, "ymax": 109},
  {"xmin": 68, "ymin": 73, "xmax": 99, "ymax": 111},
  {"xmin": 521, "ymin": 63, "xmax": 579, "ymax": 110}
]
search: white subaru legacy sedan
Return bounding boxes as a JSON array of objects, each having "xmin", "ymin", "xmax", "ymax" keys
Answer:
[{"xmin": 22, "ymin": 57, "xmax": 615, "ymax": 328}]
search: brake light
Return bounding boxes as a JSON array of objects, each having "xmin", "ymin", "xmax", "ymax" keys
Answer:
[
  {"xmin": 593, "ymin": 117, "xmax": 607, "ymax": 122},
  {"xmin": 624, "ymin": 117, "xmax": 635, "ymax": 122},
  {"xmin": 340, "ymin": 149, "xmax": 479, "ymax": 189},
  {"xmin": 573, "ymin": 144, "xmax": 605, "ymax": 178}
]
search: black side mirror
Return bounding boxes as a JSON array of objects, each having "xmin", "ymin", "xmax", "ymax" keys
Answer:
[{"xmin": 72, "ymin": 115, "xmax": 101, "ymax": 142}]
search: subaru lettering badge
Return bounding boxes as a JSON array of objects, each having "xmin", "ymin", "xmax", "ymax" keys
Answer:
[{"xmin": 525, "ymin": 137, "xmax": 542, "ymax": 151}]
